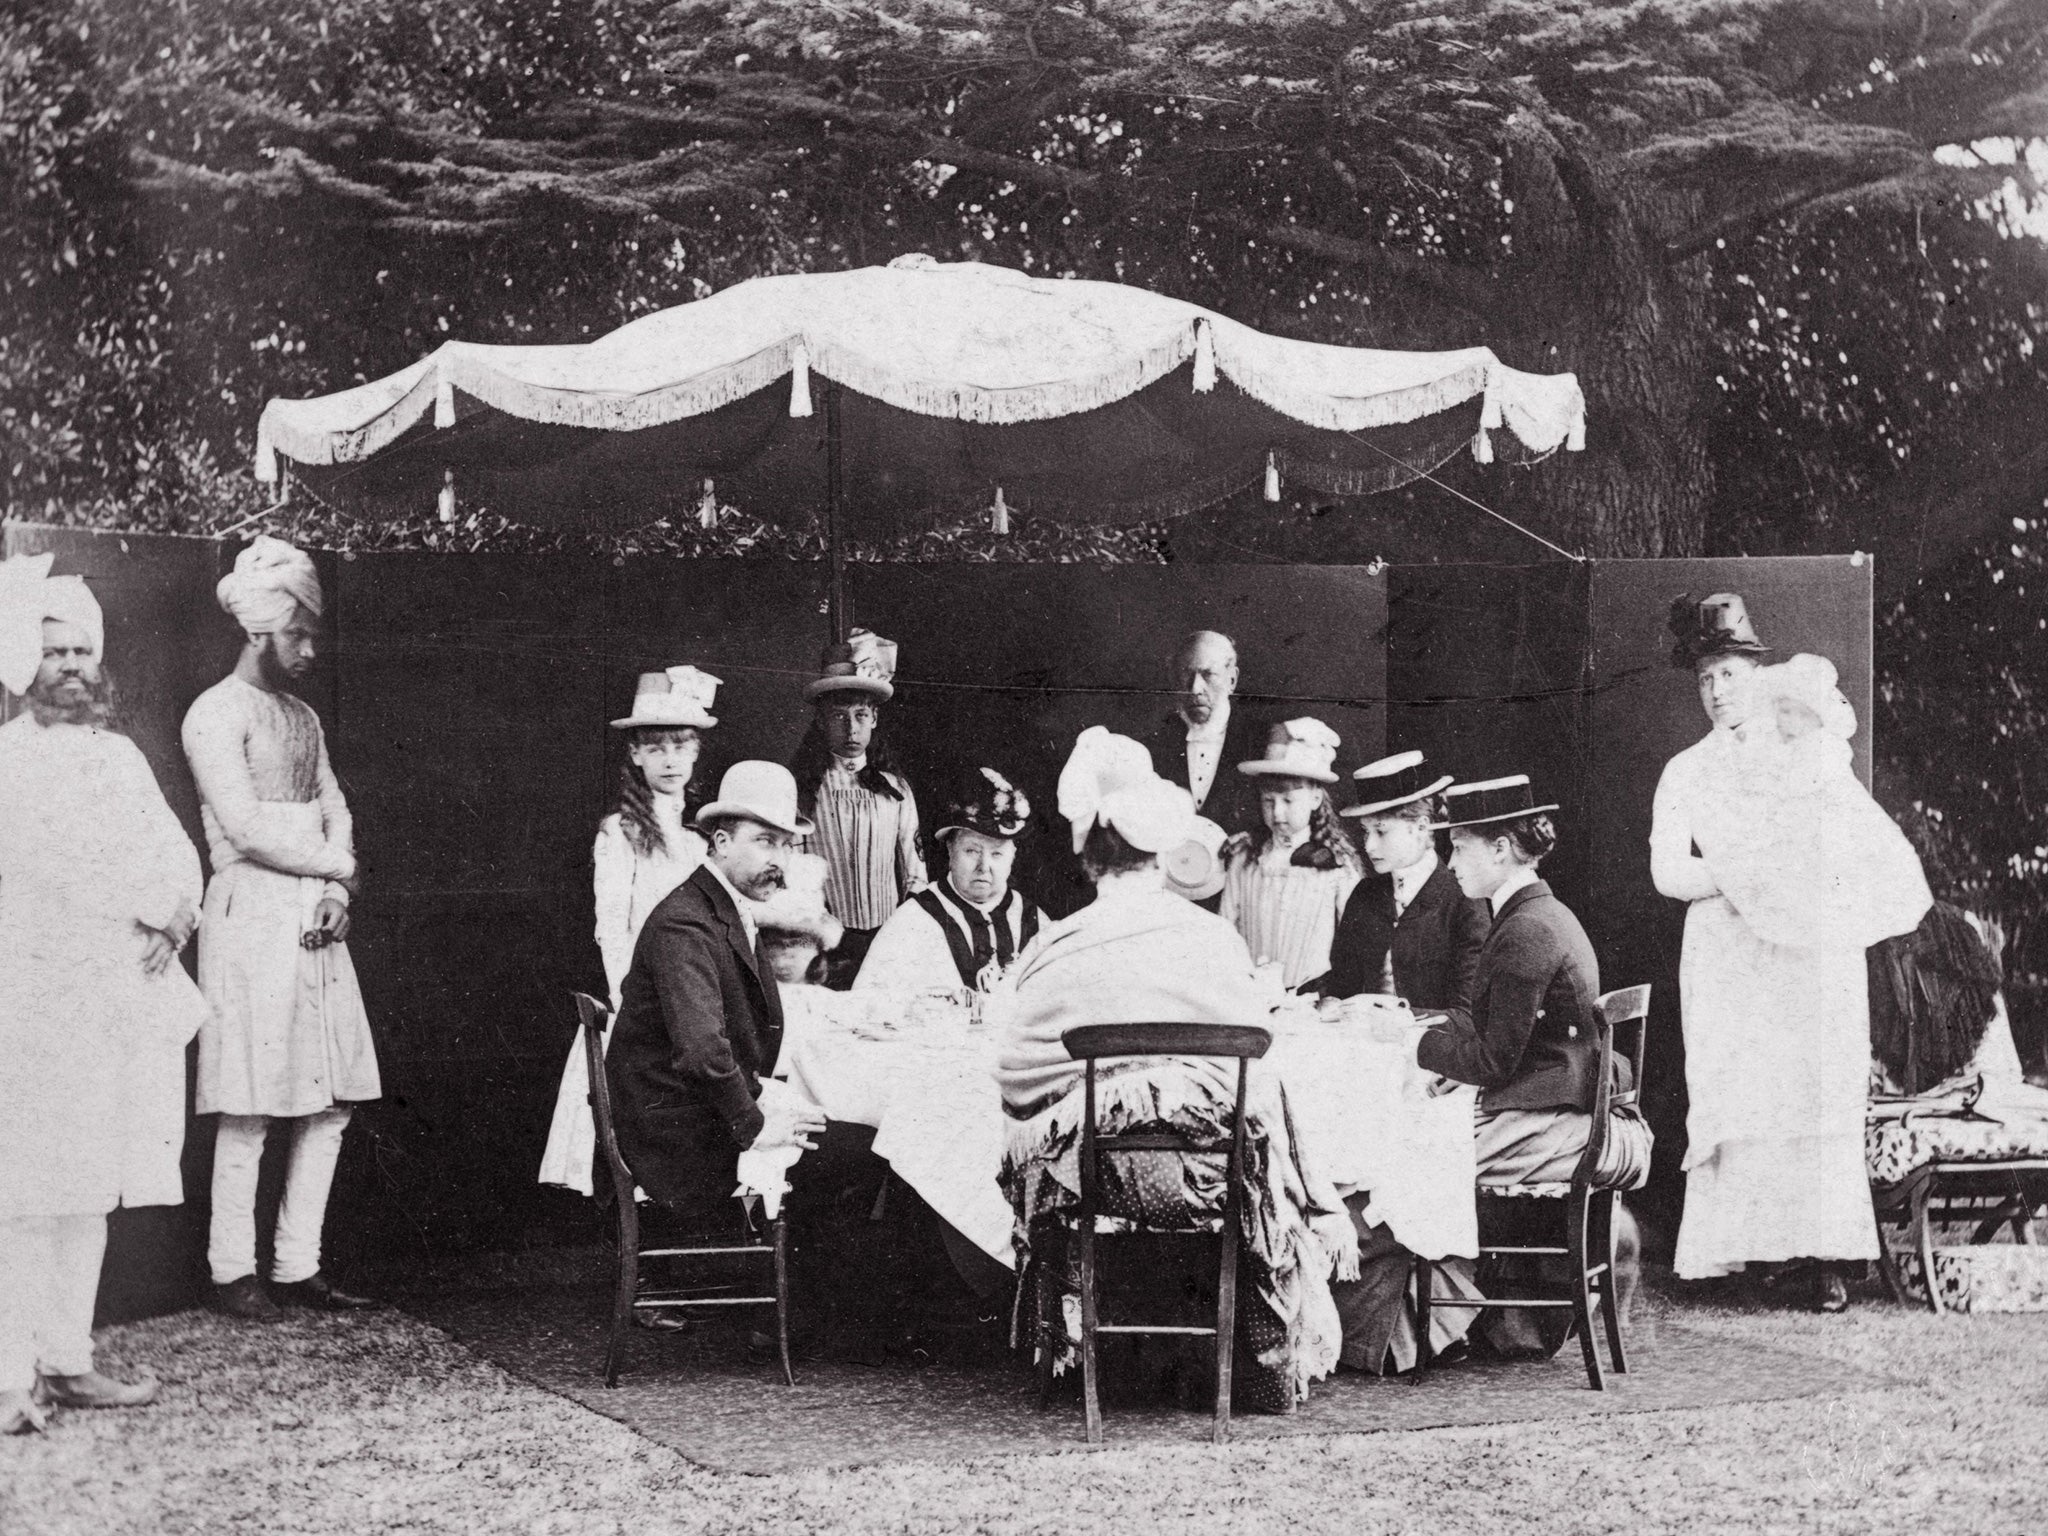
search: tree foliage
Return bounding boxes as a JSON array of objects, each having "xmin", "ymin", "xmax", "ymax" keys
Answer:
[{"xmin": 7, "ymin": 4, "xmax": 2048, "ymax": 1018}]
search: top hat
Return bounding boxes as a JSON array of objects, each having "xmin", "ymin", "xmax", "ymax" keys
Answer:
[
  {"xmin": 696, "ymin": 761, "xmax": 815, "ymax": 838},
  {"xmin": 1343, "ymin": 749, "xmax": 1455, "ymax": 819},
  {"xmin": 1432, "ymin": 774, "xmax": 1559, "ymax": 831},
  {"xmin": 611, "ymin": 665, "xmax": 721, "ymax": 730},
  {"xmin": 748, "ymin": 851, "xmax": 844, "ymax": 951},
  {"xmin": 936, "ymin": 765, "xmax": 1033, "ymax": 841},
  {"xmin": 804, "ymin": 628, "xmax": 898, "ymax": 701},
  {"xmin": 1237, "ymin": 718, "xmax": 1341, "ymax": 785},
  {"xmin": 1669, "ymin": 592, "xmax": 1771, "ymax": 670}
]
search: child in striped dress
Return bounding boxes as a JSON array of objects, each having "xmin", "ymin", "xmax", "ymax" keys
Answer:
[
  {"xmin": 1220, "ymin": 718, "xmax": 1363, "ymax": 991},
  {"xmin": 792, "ymin": 630, "xmax": 926, "ymax": 984}
]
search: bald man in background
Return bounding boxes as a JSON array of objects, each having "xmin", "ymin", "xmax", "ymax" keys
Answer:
[{"xmin": 1140, "ymin": 630, "xmax": 1266, "ymax": 841}]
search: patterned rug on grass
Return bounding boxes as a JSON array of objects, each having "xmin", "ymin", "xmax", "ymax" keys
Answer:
[{"xmin": 398, "ymin": 1280, "xmax": 1895, "ymax": 1474}]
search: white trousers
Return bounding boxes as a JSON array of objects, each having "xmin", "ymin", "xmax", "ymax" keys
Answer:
[
  {"xmin": 0, "ymin": 1214, "xmax": 106, "ymax": 1392},
  {"xmin": 208, "ymin": 1107, "xmax": 352, "ymax": 1285}
]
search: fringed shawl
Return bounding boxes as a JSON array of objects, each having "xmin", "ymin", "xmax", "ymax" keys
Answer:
[{"xmin": 1869, "ymin": 901, "xmax": 2003, "ymax": 1096}]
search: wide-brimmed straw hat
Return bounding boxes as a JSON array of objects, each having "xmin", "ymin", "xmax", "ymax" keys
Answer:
[
  {"xmin": 1162, "ymin": 816, "xmax": 1228, "ymax": 903},
  {"xmin": 936, "ymin": 765, "xmax": 1033, "ymax": 841},
  {"xmin": 1237, "ymin": 718, "xmax": 1341, "ymax": 784},
  {"xmin": 611, "ymin": 665, "xmax": 721, "ymax": 730},
  {"xmin": 748, "ymin": 851, "xmax": 844, "ymax": 950},
  {"xmin": 1669, "ymin": 592, "xmax": 1771, "ymax": 670},
  {"xmin": 696, "ymin": 761, "xmax": 815, "ymax": 838},
  {"xmin": 1432, "ymin": 774, "xmax": 1559, "ymax": 831},
  {"xmin": 1343, "ymin": 749, "xmax": 1454, "ymax": 819},
  {"xmin": 804, "ymin": 628, "xmax": 898, "ymax": 701}
]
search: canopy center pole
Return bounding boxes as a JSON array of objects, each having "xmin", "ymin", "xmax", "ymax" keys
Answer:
[{"xmin": 826, "ymin": 380, "xmax": 847, "ymax": 642}]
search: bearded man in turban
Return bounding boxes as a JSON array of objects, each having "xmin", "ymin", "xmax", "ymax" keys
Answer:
[
  {"xmin": 0, "ymin": 554, "xmax": 206, "ymax": 1434},
  {"xmin": 182, "ymin": 537, "xmax": 379, "ymax": 1322}
]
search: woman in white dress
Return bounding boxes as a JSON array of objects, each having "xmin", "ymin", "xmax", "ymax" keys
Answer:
[
  {"xmin": 1651, "ymin": 595, "xmax": 1928, "ymax": 1309},
  {"xmin": 1219, "ymin": 719, "xmax": 1363, "ymax": 991},
  {"xmin": 538, "ymin": 666, "xmax": 719, "ymax": 1194}
]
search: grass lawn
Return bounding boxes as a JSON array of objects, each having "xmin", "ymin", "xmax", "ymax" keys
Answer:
[{"xmin": 3, "ymin": 1268, "xmax": 2044, "ymax": 1535}]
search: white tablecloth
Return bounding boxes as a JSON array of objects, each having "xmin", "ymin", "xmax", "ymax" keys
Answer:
[{"xmin": 776, "ymin": 989, "xmax": 1479, "ymax": 1269}]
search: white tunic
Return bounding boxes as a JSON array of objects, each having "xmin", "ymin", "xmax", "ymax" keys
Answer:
[
  {"xmin": 0, "ymin": 715, "xmax": 209, "ymax": 1219},
  {"xmin": 1652, "ymin": 725, "xmax": 1927, "ymax": 1276},
  {"xmin": 183, "ymin": 675, "xmax": 380, "ymax": 1117}
]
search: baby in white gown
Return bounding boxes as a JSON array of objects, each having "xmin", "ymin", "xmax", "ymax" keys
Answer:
[{"xmin": 1715, "ymin": 654, "xmax": 1928, "ymax": 951}]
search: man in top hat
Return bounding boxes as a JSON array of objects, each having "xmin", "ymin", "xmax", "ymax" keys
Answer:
[
  {"xmin": 790, "ymin": 628, "xmax": 925, "ymax": 982},
  {"xmin": 1321, "ymin": 751, "xmax": 1488, "ymax": 1012},
  {"xmin": 605, "ymin": 762, "xmax": 828, "ymax": 1227},
  {"xmin": 1, "ymin": 555, "xmax": 205, "ymax": 1431},
  {"xmin": 856, "ymin": 766, "xmax": 1042, "ymax": 996},
  {"xmin": 1139, "ymin": 630, "xmax": 1265, "ymax": 841},
  {"xmin": 183, "ymin": 536, "xmax": 380, "ymax": 1322}
]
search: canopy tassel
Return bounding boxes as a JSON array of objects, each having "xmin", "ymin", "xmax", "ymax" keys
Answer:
[
  {"xmin": 1192, "ymin": 319, "xmax": 1217, "ymax": 393},
  {"xmin": 254, "ymin": 429, "xmax": 278, "ymax": 484},
  {"xmin": 1567, "ymin": 418, "xmax": 1587, "ymax": 452},
  {"xmin": 434, "ymin": 368, "xmax": 456, "ymax": 429},
  {"xmin": 1472, "ymin": 386, "xmax": 1503, "ymax": 464},
  {"xmin": 437, "ymin": 468, "xmax": 455, "ymax": 524},
  {"xmin": 991, "ymin": 486, "xmax": 1010, "ymax": 535},
  {"xmin": 789, "ymin": 342, "xmax": 814, "ymax": 418},
  {"xmin": 698, "ymin": 478, "xmax": 719, "ymax": 529},
  {"xmin": 1263, "ymin": 451, "xmax": 1281, "ymax": 503}
]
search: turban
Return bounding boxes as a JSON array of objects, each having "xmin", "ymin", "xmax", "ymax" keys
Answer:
[
  {"xmin": 0, "ymin": 552, "xmax": 104, "ymax": 697},
  {"xmin": 217, "ymin": 535, "xmax": 323, "ymax": 635},
  {"xmin": 1057, "ymin": 726, "xmax": 1197, "ymax": 856}
]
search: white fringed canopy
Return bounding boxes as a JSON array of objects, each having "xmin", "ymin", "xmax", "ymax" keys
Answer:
[{"xmin": 255, "ymin": 256, "xmax": 1585, "ymax": 534}]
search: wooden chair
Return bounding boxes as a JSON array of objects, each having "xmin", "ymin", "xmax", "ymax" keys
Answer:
[
  {"xmin": 575, "ymin": 992, "xmax": 793, "ymax": 1388},
  {"xmin": 1044, "ymin": 1021, "xmax": 1272, "ymax": 1445},
  {"xmin": 1414, "ymin": 984, "xmax": 1652, "ymax": 1391}
]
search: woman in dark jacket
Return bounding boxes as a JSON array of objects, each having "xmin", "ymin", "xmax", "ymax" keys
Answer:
[{"xmin": 1320, "ymin": 752, "xmax": 1487, "ymax": 1012}]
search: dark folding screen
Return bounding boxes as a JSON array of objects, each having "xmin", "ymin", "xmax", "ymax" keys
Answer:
[{"xmin": 3, "ymin": 521, "xmax": 1871, "ymax": 1292}]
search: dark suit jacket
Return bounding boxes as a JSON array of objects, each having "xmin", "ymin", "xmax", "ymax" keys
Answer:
[
  {"xmin": 1139, "ymin": 706, "xmax": 1267, "ymax": 837},
  {"xmin": 1320, "ymin": 861, "xmax": 1488, "ymax": 1013},
  {"xmin": 1416, "ymin": 878, "xmax": 1604, "ymax": 1114},
  {"xmin": 606, "ymin": 864, "xmax": 784, "ymax": 1220}
]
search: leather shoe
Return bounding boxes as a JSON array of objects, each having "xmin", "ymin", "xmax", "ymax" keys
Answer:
[
  {"xmin": 35, "ymin": 1370, "xmax": 159, "ymax": 1409},
  {"xmin": 213, "ymin": 1274, "xmax": 284, "ymax": 1323},
  {"xmin": 272, "ymin": 1272, "xmax": 378, "ymax": 1311},
  {"xmin": 1, "ymin": 1389, "xmax": 47, "ymax": 1435}
]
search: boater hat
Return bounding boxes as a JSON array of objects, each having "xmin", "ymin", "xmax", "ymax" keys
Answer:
[
  {"xmin": 1432, "ymin": 774, "xmax": 1559, "ymax": 831},
  {"xmin": 696, "ymin": 761, "xmax": 815, "ymax": 838},
  {"xmin": 1238, "ymin": 718, "xmax": 1341, "ymax": 784},
  {"xmin": 1343, "ymin": 749, "xmax": 1454, "ymax": 819},
  {"xmin": 1669, "ymin": 592, "xmax": 1771, "ymax": 670},
  {"xmin": 611, "ymin": 665, "xmax": 721, "ymax": 730},
  {"xmin": 804, "ymin": 628, "xmax": 898, "ymax": 701},
  {"xmin": 937, "ymin": 765, "xmax": 1033, "ymax": 841}
]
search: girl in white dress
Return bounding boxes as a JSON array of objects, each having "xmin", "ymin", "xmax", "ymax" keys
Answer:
[
  {"xmin": 538, "ymin": 666, "xmax": 720, "ymax": 1194},
  {"xmin": 1651, "ymin": 597, "xmax": 1928, "ymax": 1309},
  {"xmin": 1220, "ymin": 718, "xmax": 1363, "ymax": 991}
]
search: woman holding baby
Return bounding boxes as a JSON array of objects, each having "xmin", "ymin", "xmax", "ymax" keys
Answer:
[{"xmin": 1651, "ymin": 594, "xmax": 1931, "ymax": 1309}]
